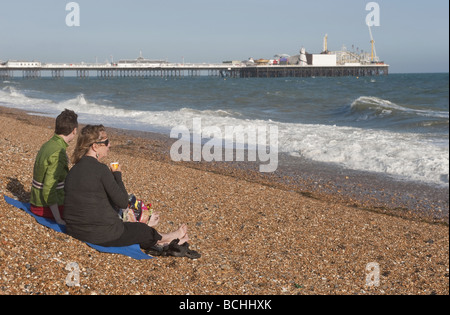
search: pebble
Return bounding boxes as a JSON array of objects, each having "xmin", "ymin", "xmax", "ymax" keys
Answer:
[{"xmin": 0, "ymin": 107, "xmax": 448, "ymax": 295}]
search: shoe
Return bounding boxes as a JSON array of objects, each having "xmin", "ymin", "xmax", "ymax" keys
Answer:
[{"xmin": 146, "ymin": 239, "xmax": 201, "ymax": 259}]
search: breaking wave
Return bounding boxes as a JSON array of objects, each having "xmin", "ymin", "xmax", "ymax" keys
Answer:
[
  {"xmin": 0, "ymin": 85, "xmax": 448, "ymax": 186},
  {"xmin": 351, "ymin": 96, "xmax": 449, "ymax": 119}
]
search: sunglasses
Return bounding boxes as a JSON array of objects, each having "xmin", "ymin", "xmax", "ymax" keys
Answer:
[{"xmin": 95, "ymin": 139, "xmax": 110, "ymax": 146}]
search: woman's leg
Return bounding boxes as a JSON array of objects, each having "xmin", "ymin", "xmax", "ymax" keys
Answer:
[
  {"xmin": 97, "ymin": 222, "xmax": 162, "ymax": 249},
  {"xmin": 157, "ymin": 224, "xmax": 188, "ymax": 245},
  {"xmin": 97, "ymin": 223, "xmax": 190, "ymax": 251}
]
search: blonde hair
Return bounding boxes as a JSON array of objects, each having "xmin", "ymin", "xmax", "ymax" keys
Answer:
[{"xmin": 72, "ymin": 125, "xmax": 106, "ymax": 164}]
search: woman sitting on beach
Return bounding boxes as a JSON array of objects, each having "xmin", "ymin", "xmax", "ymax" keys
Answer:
[{"xmin": 63, "ymin": 125, "xmax": 200, "ymax": 258}]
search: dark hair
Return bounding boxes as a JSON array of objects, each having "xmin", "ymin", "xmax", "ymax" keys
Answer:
[
  {"xmin": 55, "ymin": 109, "xmax": 78, "ymax": 136},
  {"xmin": 72, "ymin": 125, "xmax": 106, "ymax": 164}
]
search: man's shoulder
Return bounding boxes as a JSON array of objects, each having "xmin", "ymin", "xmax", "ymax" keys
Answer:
[
  {"xmin": 36, "ymin": 138, "xmax": 67, "ymax": 165},
  {"xmin": 40, "ymin": 135, "xmax": 66, "ymax": 152}
]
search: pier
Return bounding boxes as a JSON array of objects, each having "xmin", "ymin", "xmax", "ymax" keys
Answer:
[{"xmin": 0, "ymin": 63, "xmax": 389, "ymax": 80}]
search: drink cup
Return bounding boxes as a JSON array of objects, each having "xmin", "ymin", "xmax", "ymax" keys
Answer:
[{"xmin": 110, "ymin": 162, "xmax": 119, "ymax": 171}]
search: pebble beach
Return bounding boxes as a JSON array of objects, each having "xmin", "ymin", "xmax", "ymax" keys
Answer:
[{"xmin": 0, "ymin": 106, "xmax": 448, "ymax": 295}]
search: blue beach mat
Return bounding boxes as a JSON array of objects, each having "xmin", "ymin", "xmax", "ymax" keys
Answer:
[{"xmin": 3, "ymin": 195, "xmax": 152, "ymax": 260}]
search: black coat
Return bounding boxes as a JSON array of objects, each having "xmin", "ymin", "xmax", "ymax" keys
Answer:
[{"xmin": 64, "ymin": 156, "xmax": 128, "ymax": 244}]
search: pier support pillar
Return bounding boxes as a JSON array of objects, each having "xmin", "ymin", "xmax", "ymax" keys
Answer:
[
  {"xmin": 51, "ymin": 70, "xmax": 64, "ymax": 79},
  {"xmin": 0, "ymin": 69, "xmax": 13, "ymax": 79},
  {"xmin": 22, "ymin": 69, "xmax": 41, "ymax": 79},
  {"xmin": 76, "ymin": 70, "xmax": 89, "ymax": 79}
]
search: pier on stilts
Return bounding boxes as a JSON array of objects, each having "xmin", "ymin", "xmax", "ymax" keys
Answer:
[{"xmin": 0, "ymin": 63, "xmax": 389, "ymax": 80}]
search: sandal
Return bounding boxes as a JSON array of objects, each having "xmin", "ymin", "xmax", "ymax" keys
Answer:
[
  {"xmin": 146, "ymin": 239, "xmax": 201, "ymax": 259},
  {"xmin": 180, "ymin": 242, "xmax": 201, "ymax": 259},
  {"xmin": 145, "ymin": 244, "xmax": 170, "ymax": 257},
  {"xmin": 166, "ymin": 240, "xmax": 187, "ymax": 257}
]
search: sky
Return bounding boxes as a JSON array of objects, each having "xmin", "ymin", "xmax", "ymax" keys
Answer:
[{"xmin": 0, "ymin": 0, "xmax": 448, "ymax": 73}]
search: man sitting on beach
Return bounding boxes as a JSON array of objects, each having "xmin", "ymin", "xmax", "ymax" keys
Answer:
[{"xmin": 30, "ymin": 109, "xmax": 78, "ymax": 225}]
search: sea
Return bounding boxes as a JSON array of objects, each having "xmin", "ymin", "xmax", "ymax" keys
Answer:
[{"xmin": 1, "ymin": 73, "xmax": 449, "ymax": 190}]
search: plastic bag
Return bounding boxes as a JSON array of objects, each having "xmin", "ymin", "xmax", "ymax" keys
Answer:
[{"xmin": 122, "ymin": 194, "xmax": 153, "ymax": 224}]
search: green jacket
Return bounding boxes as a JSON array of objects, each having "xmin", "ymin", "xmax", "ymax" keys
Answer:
[{"xmin": 31, "ymin": 134, "xmax": 69, "ymax": 207}]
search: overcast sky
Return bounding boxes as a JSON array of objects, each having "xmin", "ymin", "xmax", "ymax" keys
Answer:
[{"xmin": 0, "ymin": 0, "xmax": 448, "ymax": 73}]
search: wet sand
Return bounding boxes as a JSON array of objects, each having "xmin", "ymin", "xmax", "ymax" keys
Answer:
[{"xmin": 0, "ymin": 106, "xmax": 448, "ymax": 295}]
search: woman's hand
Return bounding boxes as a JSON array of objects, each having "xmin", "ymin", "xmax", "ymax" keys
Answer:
[{"xmin": 110, "ymin": 162, "xmax": 122, "ymax": 173}]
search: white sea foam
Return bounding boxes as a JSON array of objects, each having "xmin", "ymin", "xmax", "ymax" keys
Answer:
[
  {"xmin": 155, "ymin": 110, "xmax": 449, "ymax": 186},
  {"xmin": 0, "ymin": 88, "xmax": 448, "ymax": 186},
  {"xmin": 279, "ymin": 122, "xmax": 449, "ymax": 186}
]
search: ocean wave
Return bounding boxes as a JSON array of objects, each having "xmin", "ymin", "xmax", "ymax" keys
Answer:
[
  {"xmin": 125, "ymin": 105, "xmax": 450, "ymax": 186},
  {"xmin": 351, "ymin": 96, "xmax": 449, "ymax": 119},
  {"xmin": 2, "ymin": 86, "xmax": 26, "ymax": 98},
  {"xmin": 0, "ymin": 86, "xmax": 53, "ymax": 107},
  {"xmin": 178, "ymin": 107, "xmax": 240, "ymax": 118},
  {"xmin": 279, "ymin": 123, "xmax": 449, "ymax": 186},
  {"xmin": 0, "ymin": 86, "xmax": 448, "ymax": 186}
]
